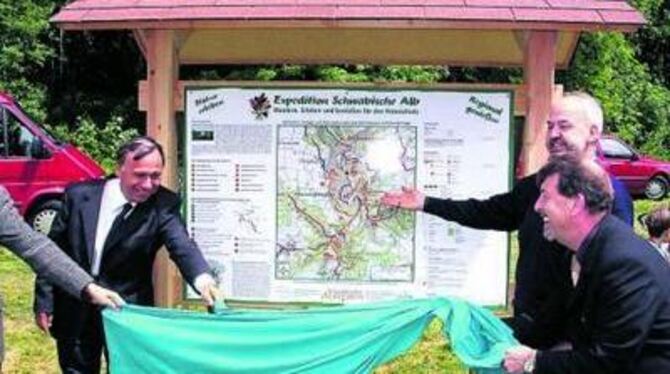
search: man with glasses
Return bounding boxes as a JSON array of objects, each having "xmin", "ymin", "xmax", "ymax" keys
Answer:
[{"xmin": 34, "ymin": 136, "xmax": 219, "ymax": 373}]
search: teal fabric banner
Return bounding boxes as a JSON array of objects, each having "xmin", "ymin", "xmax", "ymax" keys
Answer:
[{"xmin": 103, "ymin": 298, "xmax": 516, "ymax": 373}]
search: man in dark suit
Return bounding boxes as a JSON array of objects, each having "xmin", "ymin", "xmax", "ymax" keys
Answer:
[
  {"xmin": 381, "ymin": 92, "xmax": 634, "ymax": 348},
  {"xmin": 504, "ymin": 156, "xmax": 670, "ymax": 373},
  {"xmin": 0, "ymin": 186, "xmax": 124, "ymax": 371},
  {"xmin": 34, "ymin": 136, "xmax": 219, "ymax": 373}
]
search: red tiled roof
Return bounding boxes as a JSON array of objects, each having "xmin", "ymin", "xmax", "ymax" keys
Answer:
[{"xmin": 52, "ymin": 0, "xmax": 644, "ymax": 30}]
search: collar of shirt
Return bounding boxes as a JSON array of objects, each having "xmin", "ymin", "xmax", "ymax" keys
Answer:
[
  {"xmin": 104, "ymin": 178, "xmax": 135, "ymax": 212},
  {"xmin": 648, "ymin": 240, "xmax": 670, "ymax": 263},
  {"xmin": 575, "ymin": 215, "xmax": 607, "ymax": 266}
]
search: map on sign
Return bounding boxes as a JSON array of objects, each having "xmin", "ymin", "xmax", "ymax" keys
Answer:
[
  {"xmin": 185, "ymin": 87, "xmax": 512, "ymax": 306},
  {"xmin": 276, "ymin": 125, "xmax": 417, "ymax": 282}
]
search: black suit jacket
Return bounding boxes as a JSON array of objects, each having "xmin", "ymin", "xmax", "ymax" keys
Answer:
[
  {"xmin": 423, "ymin": 174, "xmax": 632, "ymax": 348},
  {"xmin": 535, "ymin": 215, "xmax": 670, "ymax": 373},
  {"xmin": 34, "ymin": 179, "xmax": 211, "ymax": 339}
]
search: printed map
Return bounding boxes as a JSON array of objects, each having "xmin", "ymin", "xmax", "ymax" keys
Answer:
[{"xmin": 276, "ymin": 126, "xmax": 416, "ymax": 282}]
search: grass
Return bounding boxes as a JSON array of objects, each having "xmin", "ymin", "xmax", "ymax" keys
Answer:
[
  {"xmin": 0, "ymin": 250, "xmax": 59, "ymax": 374},
  {"xmin": 1, "ymin": 197, "xmax": 666, "ymax": 372},
  {"xmin": 0, "ymin": 249, "xmax": 466, "ymax": 374},
  {"xmin": 0, "ymin": 249, "xmax": 467, "ymax": 373}
]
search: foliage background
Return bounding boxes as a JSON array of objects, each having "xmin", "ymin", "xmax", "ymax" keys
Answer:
[
  {"xmin": 1, "ymin": 0, "xmax": 669, "ymax": 372},
  {"xmin": 3, "ymin": 1, "xmax": 670, "ymax": 165}
]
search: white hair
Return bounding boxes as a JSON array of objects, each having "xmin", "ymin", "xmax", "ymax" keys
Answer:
[{"xmin": 562, "ymin": 92, "xmax": 604, "ymax": 133}]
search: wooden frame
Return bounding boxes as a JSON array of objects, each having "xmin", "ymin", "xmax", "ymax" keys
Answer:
[{"xmin": 136, "ymin": 29, "xmax": 559, "ymax": 306}]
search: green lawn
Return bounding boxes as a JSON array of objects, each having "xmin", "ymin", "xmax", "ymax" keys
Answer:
[
  {"xmin": 1, "ymin": 197, "xmax": 666, "ymax": 372},
  {"xmin": 0, "ymin": 249, "xmax": 467, "ymax": 373},
  {"xmin": 0, "ymin": 250, "xmax": 59, "ymax": 373}
]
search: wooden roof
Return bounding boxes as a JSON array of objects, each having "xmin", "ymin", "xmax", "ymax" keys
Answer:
[
  {"xmin": 53, "ymin": 0, "xmax": 644, "ymax": 31},
  {"xmin": 51, "ymin": 1, "xmax": 644, "ymax": 67}
]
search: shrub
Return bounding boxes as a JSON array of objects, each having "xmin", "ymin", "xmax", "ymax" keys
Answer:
[{"xmin": 46, "ymin": 115, "xmax": 139, "ymax": 173}]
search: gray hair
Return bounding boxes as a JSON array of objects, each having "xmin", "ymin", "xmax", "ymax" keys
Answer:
[
  {"xmin": 116, "ymin": 136, "xmax": 165, "ymax": 166},
  {"xmin": 562, "ymin": 91, "xmax": 604, "ymax": 133}
]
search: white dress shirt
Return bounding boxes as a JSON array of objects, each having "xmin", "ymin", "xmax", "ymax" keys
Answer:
[
  {"xmin": 92, "ymin": 179, "xmax": 215, "ymax": 292},
  {"xmin": 92, "ymin": 178, "xmax": 134, "ymax": 276},
  {"xmin": 570, "ymin": 254, "xmax": 581, "ymax": 286}
]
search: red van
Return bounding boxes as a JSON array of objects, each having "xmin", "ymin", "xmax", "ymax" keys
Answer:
[
  {"xmin": 599, "ymin": 135, "xmax": 670, "ymax": 200},
  {"xmin": 0, "ymin": 92, "xmax": 104, "ymax": 233}
]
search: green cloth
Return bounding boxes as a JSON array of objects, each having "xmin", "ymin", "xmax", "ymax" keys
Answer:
[{"xmin": 103, "ymin": 297, "xmax": 516, "ymax": 373}]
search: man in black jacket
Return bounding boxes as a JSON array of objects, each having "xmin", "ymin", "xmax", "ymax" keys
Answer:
[
  {"xmin": 33, "ymin": 137, "xmax": 219, "ymax": 373},
  {"xmin": 503, "ymin": 156, "xmax": 670, "ymax": 373},
  {"xmin": 381, "ymin": 92, "xmax": 633, "ymax": 348}
]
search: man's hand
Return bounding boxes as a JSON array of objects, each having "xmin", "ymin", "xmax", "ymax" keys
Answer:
[
  {"xmin": 195, "ymin": 274, "xmax": 221, "ymax": 308},
  {"xmin": 35, "ymin": 311, "xmax": 52, "ymax": 334},
  {"xmin": 380, "ymin": 186, "xmax": 425, "ymax": 211},
  {"xmin": 503, "ymin": 345, "xmax": 536, "ymax": 373},
  {"xmin": 84, "ymin": 283, "xmax": 125, "ymax": 310}
]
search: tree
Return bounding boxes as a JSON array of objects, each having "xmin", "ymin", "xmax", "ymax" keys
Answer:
[
  {"xmin": 0, "ymin": 0, "xmax": 54, "ymax": 120},
  {"xmin": 560, "ymin": 0, "xmax": 670, "ymax": 159},
  {"xmin": 3, "ymin": 1, "xmax": 668, "ymax": 161},
  {"xmin": 46, "ymin": 30, "xmax": 145, "ymax": 133},
  {"xmin": 631, "ymin": 0, "xmax": 670, "ymax": 86}
]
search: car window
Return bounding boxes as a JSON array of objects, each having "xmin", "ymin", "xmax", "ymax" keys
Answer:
[
  {"xmin": 601, "ymin": 138, "xmax": 634, "ymax": 159},
  {"xmin": 13, "ymin": 100, "xmax": 61, "ymax": 145},
  {"xmin": 1, "ymin": 110, "xmax": 40, "ymax": 158}
]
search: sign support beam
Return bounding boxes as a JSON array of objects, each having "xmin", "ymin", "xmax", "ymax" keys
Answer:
[
  {"xmin": 145, "ymin": 29, "xmax": 181, "ymax": 307},
  {"xmin": 521, "ymin": 30, "xmax": 557, "ymax": 176}
]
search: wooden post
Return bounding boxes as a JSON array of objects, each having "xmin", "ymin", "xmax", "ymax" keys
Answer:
[
  {"xmin": 143, "ymin": 29, "xmax": 182, "ymax": 307},
  {"xmin": 520, "ymin": 31, "xmax": 557, "ymax": 176}
]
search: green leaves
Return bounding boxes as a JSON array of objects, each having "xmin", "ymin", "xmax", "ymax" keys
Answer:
[
  {"xmin": 46, "ymin": 116, "xmax": 139, "ymax": 173},
  {"xmin": 190, "ymin": 64, "xmax": 449, "ymax": 83},
  {"xmin": 0, "ymin": 0, "xmax": 56, "ymax": 121},
  {"xmin": 563, "ymin": 28, "xmax": 670, "ymax": 159},
  {"xmin": 562, "ymin": 0, "xmax": 670, "ymax": 158}
]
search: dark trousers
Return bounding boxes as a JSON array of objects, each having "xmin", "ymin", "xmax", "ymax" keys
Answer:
[{"xmin": 56, "ymin": 310, "xmax": 108, "ymax": 374}]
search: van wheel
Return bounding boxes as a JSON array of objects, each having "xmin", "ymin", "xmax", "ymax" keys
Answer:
[
  {"xmin": 644, "ymin": 176, "xmax": 669, "ymax": 200},
  {"xmin": 28, "ymin": 199, "xmax": 63, "ymax": 234}
]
